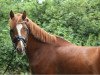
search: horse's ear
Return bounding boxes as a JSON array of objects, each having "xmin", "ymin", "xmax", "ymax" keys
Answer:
[
  {"xmin": 22, "ymin": 11, "xmax": 26, "ymax": 20},
  {"xmin": 10, "ymin": 10, "xmax": 14, "ymax": 19}
]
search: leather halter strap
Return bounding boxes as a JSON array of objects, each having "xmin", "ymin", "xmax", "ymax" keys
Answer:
[{"xmin": 13, "ymin": 35, "xmax": 26, "ymax": 43}]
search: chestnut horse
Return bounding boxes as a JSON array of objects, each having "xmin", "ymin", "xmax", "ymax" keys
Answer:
[{"xmin": 9, "ymin": 10, "xmax": 100, "ymax": 74}]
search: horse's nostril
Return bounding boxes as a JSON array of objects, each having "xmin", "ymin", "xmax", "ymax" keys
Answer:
[
  {"xmin": 16, "ymin": 47, "xmax": 25, "ymax": 54},
  {"xmin": 16, "ymin": 47, "xmax": 22, "ymax": 52}
]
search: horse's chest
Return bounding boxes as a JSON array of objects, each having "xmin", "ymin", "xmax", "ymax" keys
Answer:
[{"xmin": 30, "ymin": 52, "xmax": 57, "ymax": 73}]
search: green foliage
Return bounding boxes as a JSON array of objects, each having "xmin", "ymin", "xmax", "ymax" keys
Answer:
[{"xmin": 0, "ymin": 0, "xmax": 100, "ymax": 74}]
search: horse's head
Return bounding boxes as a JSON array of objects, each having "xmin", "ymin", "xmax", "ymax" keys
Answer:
[{"xmin": 9, "ymin": 10, "xmax": 29, "ymax": 54}]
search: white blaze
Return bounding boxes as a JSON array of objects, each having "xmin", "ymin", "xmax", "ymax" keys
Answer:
[{"xmin": 16, "ymin": 24, "xmax": 24, "ymax": 51}]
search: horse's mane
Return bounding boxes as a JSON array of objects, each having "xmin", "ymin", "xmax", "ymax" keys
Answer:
[{"xmin": 26, "ymin": 18, "xmax": 57, "ymax": 43}]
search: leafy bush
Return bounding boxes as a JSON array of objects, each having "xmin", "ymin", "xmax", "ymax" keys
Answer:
[{"xmin": 0, "ymin": 0, "xmax": 100, "ymax": 74}]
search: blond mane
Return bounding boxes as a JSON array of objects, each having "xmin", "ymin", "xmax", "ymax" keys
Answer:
[{"xmin": 26, "ymin": 18, "xmax": 57, "ymax": 43}]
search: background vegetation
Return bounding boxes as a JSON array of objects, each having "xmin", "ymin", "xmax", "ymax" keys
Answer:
[{"xmin": 0, "ymin": 0, "xmax": 100, "ymax": 74}]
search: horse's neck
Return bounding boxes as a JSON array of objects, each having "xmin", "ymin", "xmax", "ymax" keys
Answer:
[
  {"xmin": 27, "ymin": 34, "xmax": 42, "ymax": 51},
  {"xmin": 27, "ymin": 20, "xmax": 56, "ymax": 43},
  {"xmin": 26, "ymin": 33, "xmax": 50, "ymax": 63},
  {"xmin": 56, "ymin": 36, "xmax": 74, "ymax": 46},
  {"xmin": 26, "ymin": 34, "xmax": 73, "ymax": 51}
]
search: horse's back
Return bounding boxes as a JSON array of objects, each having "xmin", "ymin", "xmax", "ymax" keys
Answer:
[{"xmin": 56, "ymin": 45, "xmax": 100, "ymax": 74}]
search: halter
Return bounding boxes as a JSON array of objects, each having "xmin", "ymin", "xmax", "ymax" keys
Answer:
[
  {"xmin": 13, "ymin": 35, "xmax": 27, "ymax": 47},
  {"xmin": 10, "ymin": 21, "xmax": 29, "ymax": 50}
]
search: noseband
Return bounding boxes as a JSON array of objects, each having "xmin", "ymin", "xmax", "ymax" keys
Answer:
[{"xmin": 13, "ymin": 35, "xmax": 27, "ymax": 46}]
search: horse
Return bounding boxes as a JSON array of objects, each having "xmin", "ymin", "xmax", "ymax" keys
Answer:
[{"xmin": 9, "ymin": 10, "xmax": 100, "ymax": 74}]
